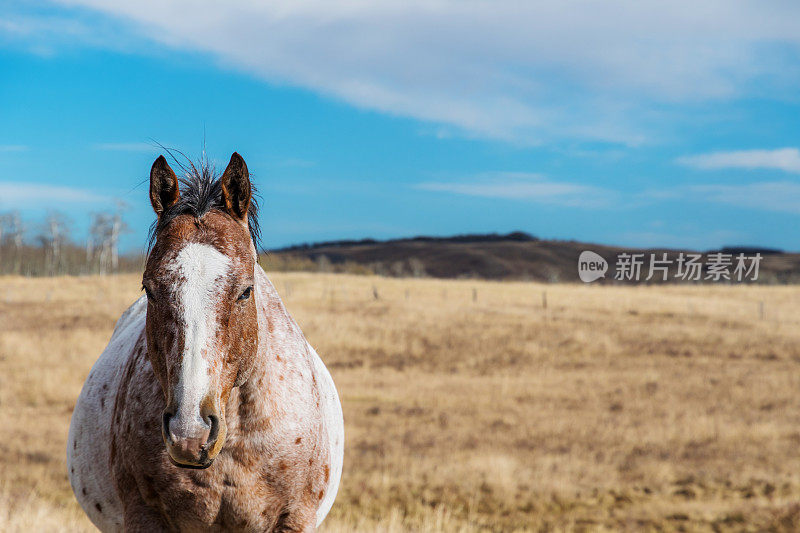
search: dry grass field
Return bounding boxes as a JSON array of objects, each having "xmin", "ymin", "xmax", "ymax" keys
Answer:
[{"xmin": 2, "ymin": 273, "xmax": 800, "ymax": 532}]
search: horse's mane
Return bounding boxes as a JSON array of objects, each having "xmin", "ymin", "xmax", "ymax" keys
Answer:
[{"xmin": 147, "ymin": 153, "xmax": 262, "ymax": 254}]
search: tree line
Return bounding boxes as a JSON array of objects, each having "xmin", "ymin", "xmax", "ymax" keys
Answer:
[{"xmin": 0, "ymin": 208, "xmax": 143, "ymax": 276}]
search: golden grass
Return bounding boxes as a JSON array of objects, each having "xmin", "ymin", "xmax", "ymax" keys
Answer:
[{"xmin": 2, "ymin": 273, "xmax": 800, "ymax": 531}]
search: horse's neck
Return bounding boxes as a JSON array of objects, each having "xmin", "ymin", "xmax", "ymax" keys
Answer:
[{"xmin": 233, "ymin": 266, "xmax": 306, "ymax": 428}]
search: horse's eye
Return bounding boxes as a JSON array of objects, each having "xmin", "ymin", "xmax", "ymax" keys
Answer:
[{"xmin": 238, "ymin": 286, "xmax": 253, "ymax": 301}]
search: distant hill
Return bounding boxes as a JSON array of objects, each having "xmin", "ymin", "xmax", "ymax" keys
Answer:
[{"xmin": 265, "ymin": 232, "xmax": 800, "ymax": 283}]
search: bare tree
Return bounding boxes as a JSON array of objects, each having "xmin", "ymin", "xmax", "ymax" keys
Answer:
[
  {"xmin": 87, "ymin": 202, "xmax": 130, "ymax": 275},
  {"xmin": 0, "ymin": 213, "xmax": 7, "ymax": 273},
  {"xmin": 408, "ymin": 257, "xmax": 427, "ymax": 278},
  {"xmin": 390, "ymin": 260, "xmax": 406, "ymax": 277},
  {"xmin": 0, "ymin": 212, "xmax": 25, "ymax": 274},
  {"xmin": 110, "ymin": 201, "xmax": 130, "ymax": 272},
  {"xmin": 8, "ymin": 211, "xmax": 25, "ymax": 274},
  {"xmin": 89, "ymin": 213, "xmax": 113, "ymax": 274},
  {"xmin": 0, "ymin": 207, "xmax": 136, "ymax": 276},
  {"xmin": 86, "ymin": 231, "xmax": 94, "ymax": 267},
  {"xmin": 111, "ymin": 212, "xmax": 121, "ymax": 271},
  {"xmin": 0, "ymin": 213, "xmax": 8, "ymax": 270},
  {"xmin": 42, "ymin": 211, "xmax": 71, "ymax": 275},
  {"xmin": 315, "ymin": 255, "xmax": 332, "ymax": 273}
]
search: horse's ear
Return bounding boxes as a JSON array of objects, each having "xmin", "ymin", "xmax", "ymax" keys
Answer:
[
  {"xmin": 220, "ymin": 152, "xmax": 251, "ymax": 221},
  {"xmin": 149, "ymin": 155, "xmax": 180, "ymax": 217}
]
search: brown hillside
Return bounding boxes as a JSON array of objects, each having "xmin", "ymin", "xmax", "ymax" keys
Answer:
[{"xmin": 269, "ymin": 233, "xmax": 800, "ymax": 283}]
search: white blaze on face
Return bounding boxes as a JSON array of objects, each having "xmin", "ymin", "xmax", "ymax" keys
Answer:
[{"xmin": 167, "ymin": 242, "xmax": 231, "ymax": 434}]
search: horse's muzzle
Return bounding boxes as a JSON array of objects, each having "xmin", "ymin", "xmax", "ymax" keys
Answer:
[{"xmin": 162, "ymin": 410, "xmax": 220, "ymax": 468}]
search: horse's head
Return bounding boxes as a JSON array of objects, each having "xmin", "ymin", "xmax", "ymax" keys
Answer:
[{"xmin": 142, "ymin": 153, "xmax": 259, "ymax": 468}]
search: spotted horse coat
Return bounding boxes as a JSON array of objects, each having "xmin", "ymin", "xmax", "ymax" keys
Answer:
[{"xmin": 67, "ymin": 153, "xmax": 344, "ymax": 532}]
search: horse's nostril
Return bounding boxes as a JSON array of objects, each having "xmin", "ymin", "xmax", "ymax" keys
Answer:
[
  {"xmin": 162, "ymin": 412, "xmax": 174, "ymax": 440},
  {"xmin": 207, "ymin": 415, "xmax": 219, "ymax": 444}
]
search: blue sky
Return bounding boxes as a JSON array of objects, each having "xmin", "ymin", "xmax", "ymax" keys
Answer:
[{"xmin": 2, "ymin": 1, "xmax": 800, "ymax": 252}]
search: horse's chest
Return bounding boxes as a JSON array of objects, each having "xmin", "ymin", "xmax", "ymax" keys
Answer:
[
  {"xmin": 162, "ymin": 468, "xmax": 284, "ymax": 530},
  {"xmin": 132, "ymin": 443, "xmax": 319, "ymax": 531}
]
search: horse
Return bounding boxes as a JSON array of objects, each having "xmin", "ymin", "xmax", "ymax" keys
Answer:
[{"xmin": 67, "ymin": 153, "xmax": 344, "ymax": 531}]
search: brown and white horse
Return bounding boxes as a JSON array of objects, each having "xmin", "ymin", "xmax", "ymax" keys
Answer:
[{"xmin": 67, "ymin": 153, "xmax": 344, "ymax": 531}]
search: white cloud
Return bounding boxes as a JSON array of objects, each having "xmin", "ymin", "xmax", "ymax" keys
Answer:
[
  {"xmin": 688, "ymin": 181, "xmax": 800, "ymax": 214},
  {"xmin": 416, "ymin": 172, "xmax": 615, "ymax": 208},
  {"xmin": 677, "ymin": 148, "xmax": 800, "ymax": 173},
  {"xmin": 7, "ymin": 1, "xmax": 800, "ymax": 145},
  {"xmin": 0, "ymin": 145, "xmax": 29, "ymax": 152},
  {"xmin": 0, "ymin": 182, "xmax": 112, "ymax": 206},
  {"xmin": 641, "ymin": 180, "xmax": 800, "ymax": 214},
  {"xmin": 423, "ymin": 173, "xmax": 800, "ymax": 214}
]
